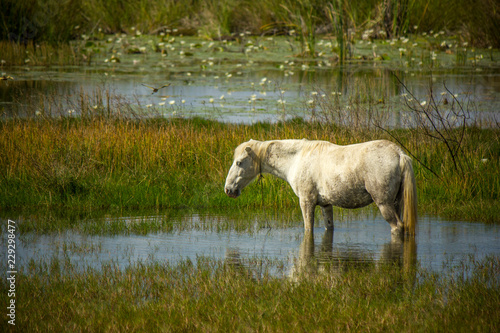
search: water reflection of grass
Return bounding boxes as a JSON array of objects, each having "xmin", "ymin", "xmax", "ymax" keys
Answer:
[{"xmin": 4, "ymin": 254, "xmax": 498, "ymax": 331}]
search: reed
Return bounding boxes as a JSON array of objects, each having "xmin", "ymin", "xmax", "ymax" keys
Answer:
[
  {"xmin": 325, "ymin": 0, "xmax": 351, "ymax": 63},
  {"xmin": 0, "ymin": 41, "xmax": 83, "ymax": 66},
  {"xmin": 1, "ymin": 0, "xmax": 498, "ymax": 47}
]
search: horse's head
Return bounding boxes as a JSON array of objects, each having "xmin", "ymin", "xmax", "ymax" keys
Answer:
[{"xmin": 224, "ymin": 141, "xmax": 260, "ymax": 198}]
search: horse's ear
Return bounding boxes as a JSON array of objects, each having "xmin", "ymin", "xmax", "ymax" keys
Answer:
[{"xmin": 245, "ymin": 146, "xmax": 257, "ymax": 160}]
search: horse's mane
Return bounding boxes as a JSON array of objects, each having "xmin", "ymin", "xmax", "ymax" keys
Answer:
[{"xmin": 235, "ymin": 139, "xmax": 332, "ymax": 164}]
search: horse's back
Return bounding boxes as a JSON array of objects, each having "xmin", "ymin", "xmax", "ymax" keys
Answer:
[
  {"xmin": 290, "ymin": 139, "xmax": 404, "ymax": 208},
  {"xmin": 333, "ymin": 139, "xmax": 403, "ymax": 184},
  {"xmin": 299, "ymin": 139, "xmax": 402, "ymax": 171}
]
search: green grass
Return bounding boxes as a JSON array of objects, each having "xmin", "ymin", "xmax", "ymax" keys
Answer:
[{"xmin": 1, "ymin": 254, "xmax": 498, "ymax": 331}]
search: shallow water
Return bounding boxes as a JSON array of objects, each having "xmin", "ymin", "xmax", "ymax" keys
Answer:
[
  {"xmin": 2, "ymin": 66, "xmax": 500, "ymax": 124},
  {"xmin": 9, "ymin": 211, "xmax": 500, "ymax": 276}
]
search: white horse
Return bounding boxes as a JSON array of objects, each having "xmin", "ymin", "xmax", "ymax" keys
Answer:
[{"xmin": 224, "ymin": 139, "xmax": 417, "ymax": 237}]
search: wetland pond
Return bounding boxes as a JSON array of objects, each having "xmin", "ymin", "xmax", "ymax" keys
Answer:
[
  {"xmin": 1, "ymin": 36, "xmax": 500, "ymax": 124},
  {"xmin": 6, "ymin": 210, "xmax": 500, "ymax": 278}
]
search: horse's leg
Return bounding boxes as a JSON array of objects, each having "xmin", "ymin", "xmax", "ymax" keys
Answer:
[
  {"xmin": 378, "ymin": 203, "xmax": 404, "ymax": 236},
  {"xmin": 321, "ymin": 205, "xmax": 334, "ymax": 231},
  {"xmin": 300, "ymin": 198, "xmax": 316, "ymax": 231}
]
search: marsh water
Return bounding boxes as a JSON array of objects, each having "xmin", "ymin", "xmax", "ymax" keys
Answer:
[
  {"xmin": 6, "ymin": 210, "xmax": 500, "ymax": 277},
  {"xmin": 1, "ymin": 36, "xmax": 500, "ymax": 124},
  {"xmin": 2, "ymin": 65, "xmax": 500, "ymax": 125}
]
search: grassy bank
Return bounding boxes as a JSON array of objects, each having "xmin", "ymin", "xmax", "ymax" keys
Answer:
[
  {"xmin": 1, "ymin": 112, "xmax": 499, "ymax": 224},
  {"xmin": 1, "ymin": 255, "xmax": 498, "ymax": 331}
]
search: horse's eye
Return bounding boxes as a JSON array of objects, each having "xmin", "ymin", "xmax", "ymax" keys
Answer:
[{"xmin": 236, "ymin": 161, "xmax": 241, "ymax": 167}]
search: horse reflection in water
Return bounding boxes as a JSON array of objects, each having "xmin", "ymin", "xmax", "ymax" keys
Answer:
[
  {"xmin": 289, "ymin": 230, "xmax": 417, "ymax": 282},
  {"xmin": 223, "ymin": 229, "xmax": 417, "ymax": 281}
]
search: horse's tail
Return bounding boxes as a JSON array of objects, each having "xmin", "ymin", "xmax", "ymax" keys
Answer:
[{"xmin": 400, "ymin": 153, "xmax": 418, "ymax": 236}]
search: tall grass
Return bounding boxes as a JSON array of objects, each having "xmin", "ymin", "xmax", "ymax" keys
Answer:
[
  {"xmin": 0, "ymin": 116, "xmax": 234, "ymax": 209},
  {"xmin": 1, "ymin": 0, "xmax": 498, "ymax": 47},
  {"xmin": 1, "ymin": 255, "xmax": 498, "ymax": 331},
  {"xmin": 0, "ymin": 41, "xmax": 83, "ymax": 66}
]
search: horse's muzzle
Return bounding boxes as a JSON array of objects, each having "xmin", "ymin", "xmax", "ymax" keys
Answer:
[{"xmin": 225, "ymin": 187, "xmax": 239, "ymax": 198}]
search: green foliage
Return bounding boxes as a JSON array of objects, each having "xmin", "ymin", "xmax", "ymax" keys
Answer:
[
  {"xmin": 0, "ymin": 0, "xmax": 86, "ymax": 44},
  {"xmin": 1, "ymin": 0, "xmax": 498, "ymax": 47}
]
